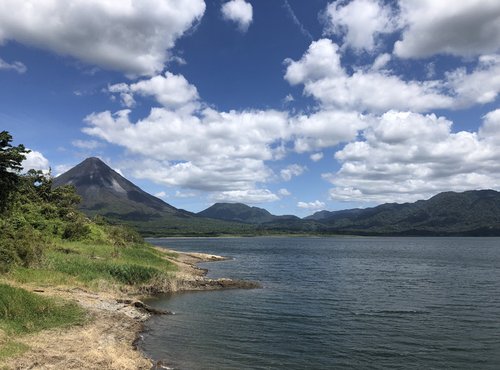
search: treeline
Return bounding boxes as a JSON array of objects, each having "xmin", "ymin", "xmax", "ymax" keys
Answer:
[{"xmin": 0, "ymin": 131, "xmax": 142, "ymax": 273}]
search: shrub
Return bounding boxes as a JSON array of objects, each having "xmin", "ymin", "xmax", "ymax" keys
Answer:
[
  {"xmin": 62, "ymin": 219, "xmax": 91, "ymax": 241},
  {"xmin": 0, "ymin": 223, "xmax": 45, "ymax": 272}
]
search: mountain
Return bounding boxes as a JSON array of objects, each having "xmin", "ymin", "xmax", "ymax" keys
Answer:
[
  {"xmin": 53, "ymin": 160, "xmax": 500, "ymax": 236},
  {"xmin": 198, "ymin": 203, "xmax": 300, "ymax": 224},
  {"xmin": 53, "ymin": 157, "xmax": 184, "ymax": 220},
  {"xmin": 52, "ymin": 157, "xmax": 255, "ymax": 236},
  {"xmin": 311, "ymin": 190, "xmax": 500, "ymax": 236}
]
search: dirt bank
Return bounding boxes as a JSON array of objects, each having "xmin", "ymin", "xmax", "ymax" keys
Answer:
[{"xmin": 3, "ymin": 248, "xmax": 259, "ymax": 369}]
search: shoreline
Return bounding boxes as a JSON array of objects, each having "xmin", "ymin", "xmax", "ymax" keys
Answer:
[{"xmin": 3, "ymin": 247, "xmax": 259, "ymax": 369}]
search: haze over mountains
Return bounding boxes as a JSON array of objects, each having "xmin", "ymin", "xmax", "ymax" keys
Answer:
[{"xmin": 54, "ymin": 157, "xmax": 500, "ymax": 236}]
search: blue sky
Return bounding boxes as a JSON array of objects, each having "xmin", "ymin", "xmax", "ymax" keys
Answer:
[{"xmin": 1, "ymin": 0, "xmax": 500, "ymax": 216}]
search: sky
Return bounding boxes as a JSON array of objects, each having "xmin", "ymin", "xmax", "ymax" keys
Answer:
[{"xmin": 1, "ymin": 0, "xmax": 500, "ymax": 217}]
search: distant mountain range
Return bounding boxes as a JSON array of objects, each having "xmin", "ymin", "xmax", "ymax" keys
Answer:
[
  {"xmin": 54, "ymin": 157, "xmax": 500, "ymax": 236},
  {"xmin": 305, "ymin": 190, "xmax": 500, "ymax": 236}
]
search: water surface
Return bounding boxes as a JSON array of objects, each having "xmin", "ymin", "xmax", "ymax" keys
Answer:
[{"xmin": 142, "ymin": 237, "xmax": 500, "ymax": 369}]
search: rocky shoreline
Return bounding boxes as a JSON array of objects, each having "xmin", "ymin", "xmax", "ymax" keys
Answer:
[{"xmin": 4, "ymin": 248, "xmax": 259, "ymax": 369}]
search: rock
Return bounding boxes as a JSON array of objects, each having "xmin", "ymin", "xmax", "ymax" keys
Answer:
[{"xmin": 132, "ymin": 301, "xmax": 172, "ymax": 315}]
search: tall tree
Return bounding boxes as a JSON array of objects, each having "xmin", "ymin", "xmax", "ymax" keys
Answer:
[{"xmin": 0, "ymin": 131, "xmax": 29, "ymax": 212}]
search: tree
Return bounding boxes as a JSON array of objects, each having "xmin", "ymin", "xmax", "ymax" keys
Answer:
[{"xmin": 0, "ymin": 131, "xmax": 30, "ymax": 212}]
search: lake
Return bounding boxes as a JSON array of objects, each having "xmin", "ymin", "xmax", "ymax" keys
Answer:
[{"xmin": 141, "ymin": 237, "xmax": 500, "ymax": 369}]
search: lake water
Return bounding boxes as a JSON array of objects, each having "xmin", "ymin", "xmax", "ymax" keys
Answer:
[{"xmin": 141, "ymin": 237, "xmax": 500, "ymax": 369}]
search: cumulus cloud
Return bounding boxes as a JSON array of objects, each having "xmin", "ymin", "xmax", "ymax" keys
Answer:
[
  {"xmin": 479, "ymin": 109, "xmax": 500, "ymax": 143},
  {"xmin": 324, "ymin": 0, "xmax": 396, "ymax": 52},
  {"xmin": 394, "ymin": 0, "xmax": 500, "ymax": 58},
  {"xmin": 291, "ymin": 109, "xmax": 368, "ymax": 152},
  {"xmin": 0, "ymin": 0, "xmax": 205, "ymax": 76},
  {"xmin": 0, "ymin": 57, "xmax": 26, "ymax": 73},
  {"xmin": 325, "ymin": 110, "xmax": 500, "ymax": 203},
  {"xmin": 285, "ymin": 38, "xmax": 500, "ymax": 113},
  {"xmin": 297, "ymin": 200, "xmax": 326, "ymax": 210},
  {"xmin": 22, "ymin": 150, "xmax": 50, "ymax": 172},
  {"xmin": 280, "ymin": 164, "xmax": 306, "ymax": 181},
  {"xmin": 83, "ymin": 107, "xmax": 290, "ymax": 197},
  {"xmin": 221, "ymin": 0, "xmax": 253, "ymax": 32},
  {"xmin": 446, "ymin": 54, "xmax": 500, "ymax": 107},
  {"xmin": 310, "ymin": 152, "xmax": 324, "ymax": 162},
  {"xmin": 154, "ymin": 191, "xmax": 168, "ymax": 198},
  {"xmin": 109, "ymin": 72, "xmax": 200, "ymax": 110},
  {"xmin": 285, "ymin": 39, "xmax": 453, "ymax": 113}
]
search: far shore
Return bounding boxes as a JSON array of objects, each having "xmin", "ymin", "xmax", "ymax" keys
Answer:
[{"xmin": 3, "ymin": 247, "xmax": 259, "ymax": 369}]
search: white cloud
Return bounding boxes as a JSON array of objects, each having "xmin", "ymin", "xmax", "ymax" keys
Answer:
[
  {"xmin": 291, "ymin": 109, "xmax": 368, "ymax": 152},
  {"xmin": 285, "ymin": 39, "xmax": 453, "ymax": 113},
  {"xmin": 84, "ymin": 107, "xmax": 290, "ymax": 194},
  {"xmin": 54, "ymin": 164, "xmax": 72, "ymax": 177},
  {"xmin": 283, "ymin": 94, "xmax": 294, "ymax": 104},
  {"xmin": 22, "ymin": 150, "xmax": 50, "ymax": 172},
  {"xmin": 221, "ymin": 0, "xmax": 253, "ymax": 32},
  {"xmin": 108, "ymin": 72, "xmax": 199, "ymax": 111},
  {"xmin": 394, "ymin": 0, "xmax": 500, "ymax": 58},
  {"xmin": 0, "ymin": 57, "xmax": 26, "ymax": 73},
  {"xmin": 326, "ymin": 110, "xmax": 500, "ymax": 203},
  {"xmin": 211, "ymin": 189, "xmax": 279, "ymax": 204},
  {"xmin": 154, "ymin": 191, "xmax": 168, "ymax": 198},
  {"xmin": 371, "ymin": 53, "xmax": 391, "ymax": 71},
  {"xmin": 324, "ymin": 0, "xmax": 396, "ymax": 52},
  {"xmin": 310, "ymin": 152, "xmax": 324, "ymax": 162},
  {"xmin": 479, "ymin": 109, "xmax": 500, "ymax": 144},
  {"xmin": 0, "ymin": 0, "xmax": 206, "ymax": 76},
  {"xmin": 109, "ymin": 72, "xmax": 200, "ymax": 110},
  {"xmin": 72, "ymin": 139, "xmax": 102, "ymax": 150},
  {"xmin": 278, "ymin": 188, "xmax": 291, "ymax": 197},
  {"xmin": 446, "ymin": 55, "xmax": 500, "ymax": 107},
  {"xmin": 297, "ymin": 200, "xmax": 326, "ymax": 210},
  {"xmin": 285, "ymin": 38, "xmax": 500, "ymax": 113},
  {"xmin": 280, "ymin": 164, "xmax": 306, "ymax": 181},
  {"xmin": 175, "ymin": 190, "xmax": 197, "ymax": 198}
]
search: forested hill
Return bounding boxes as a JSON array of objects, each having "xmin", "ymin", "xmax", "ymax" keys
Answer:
[
  {"xmin": 197, "ymin": 203, "xmax": 299, "ymax": 224},
  {"xmin": 305, "ymin": 190, "xmax": 500, "ymax": 236}
]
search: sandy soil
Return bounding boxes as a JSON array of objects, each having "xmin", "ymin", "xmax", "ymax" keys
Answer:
[{"xmin": 3, "ymin": 248, "xmax": 258, "ymax": 369}]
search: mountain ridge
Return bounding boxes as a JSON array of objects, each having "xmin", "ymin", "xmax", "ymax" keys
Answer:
[{"xmin": 53, "ymin": 157, "xmax": 500, "ymax": 236}]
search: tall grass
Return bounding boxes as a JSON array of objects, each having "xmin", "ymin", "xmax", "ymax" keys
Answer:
[{"xmin": 0, "ymin": 284, "xmax": 85, "ymax": 335}]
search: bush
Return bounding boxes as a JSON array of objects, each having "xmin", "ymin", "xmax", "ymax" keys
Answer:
[
  {"xmin": 62, "ymin": 219, "xmax": 91, "ymax": 241},
  {"xmin": 0, "ymin": 223, "xmax": 45, "ymax": 272},
  {"xmin": 107, "ymin": 225, "xmax": 143, "ymax": 247}
]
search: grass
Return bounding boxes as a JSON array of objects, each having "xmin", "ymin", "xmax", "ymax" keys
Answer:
[
  {"xmin": 0, "ymin": 284, "xmax": 86, "ymax": 335},
  {"xmin": 0, "ymin": 283, "xmax": 86, "ymax": 364},
  {"xmin": 7, "ymin": 241, "xmax": 178, "ymax": 289},
  {"xmin": 0, "ymin": 340, "xmax": 29, "ymax": 363}
]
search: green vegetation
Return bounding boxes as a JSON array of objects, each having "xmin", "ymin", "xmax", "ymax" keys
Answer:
[
  {"xmin": 0, "ymin": 284, "xmax": 85, "ymax": 361},
  {"xmin": 0, "ymin": 131, "xmax": 179, "ymax": 360},
  {"xmin": 0, "ymin": 284, "xmax": 85, "ymax": 335}
]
